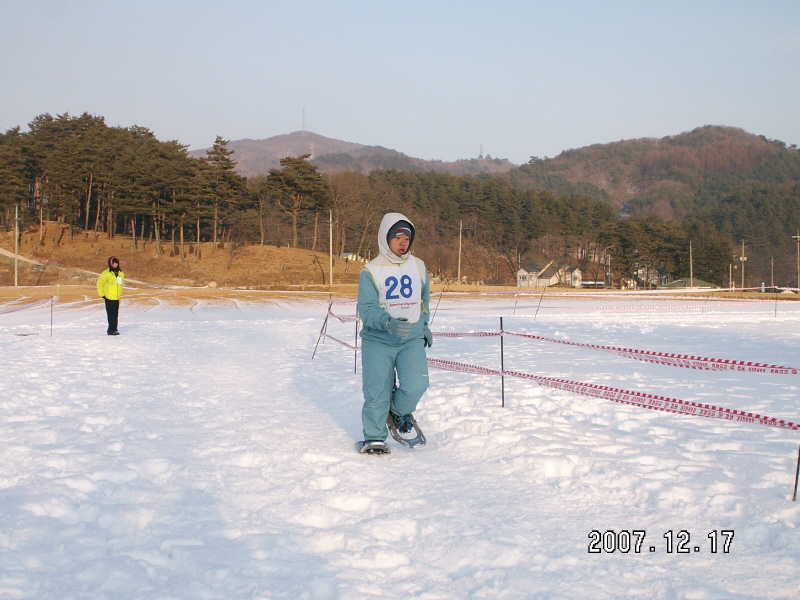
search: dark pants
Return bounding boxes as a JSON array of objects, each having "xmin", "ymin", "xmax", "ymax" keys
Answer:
[{"xmin": 104, "ymin": 298, "xmax": 119, "ymax": 334}]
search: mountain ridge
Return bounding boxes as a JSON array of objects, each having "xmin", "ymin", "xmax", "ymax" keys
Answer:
[
  {"xmin": 191, "ymin": 126, "xmax": 800, "ymax": 223},
  {"xmin": 189, "ymin": 131, "xmax": 518, "ymax": 177},
  {"xmin": 507, "ymin": 125, "xmax": 800, "ymax": 219}
]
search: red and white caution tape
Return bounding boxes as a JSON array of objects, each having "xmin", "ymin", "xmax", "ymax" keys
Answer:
[
  {"xmin": 434, "ymin": 330, "xmax": 799, "ymax": 375},
  {"xmin": 503, "ymin": 331, "xmax": 800, "ymax": 375},
  {"xmin": 321, "ymin": 333, "xmax": 358, "ymax": 350},
  {"xmin": 426, "ymin": 357, "xmax": 800, "ymax": 432},
  {"xmin": 435, "ymin": 301, "xmax": 771, "ymax": 312},
  {"xmin": 436, "ymin": 288, "xmax": 797, "ymax": 297},
  {"xmin": 327, "ymin": 309, "xmax": 358, "ymax": 323},
  {"xmin": 434, "ymin": 332, "xmax": 500, "ymax": 338}
]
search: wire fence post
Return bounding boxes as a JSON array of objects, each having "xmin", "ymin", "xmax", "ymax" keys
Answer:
[
  {"xmin": 312, "ymin": 297, "xmax": 333, "ymax": 359},
  {"xmin": 500, "ymin": 317, "xmax": 505, "ymax": 408}
]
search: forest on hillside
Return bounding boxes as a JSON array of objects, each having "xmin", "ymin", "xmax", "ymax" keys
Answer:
[
  {"xmin": 1, "ymin": 113, "xmax": 795, "ymax": 287},
  {"xmin": 508, "ymin": 126, "xmax": 800, "ymax": 286}
]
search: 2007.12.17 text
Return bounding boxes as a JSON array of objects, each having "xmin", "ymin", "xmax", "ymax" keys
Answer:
[{"xmin": 588, "ymin": 530, "xmax": 734, "ymax": 554}]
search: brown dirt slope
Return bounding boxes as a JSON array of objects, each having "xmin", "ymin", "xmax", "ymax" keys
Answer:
[{"xmin": 0, "ymin": 225, "xmax": 364, "ymax": 291}]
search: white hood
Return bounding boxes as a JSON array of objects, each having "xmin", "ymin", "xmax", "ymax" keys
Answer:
[{"xmin": 377, "ymin": 212, "xmax": 415, "ymax": 264}]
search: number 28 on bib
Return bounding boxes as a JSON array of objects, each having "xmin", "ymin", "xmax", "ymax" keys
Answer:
[{"xmin": 367, "ymin": 260, "xmax": 423, "ymax": 322}]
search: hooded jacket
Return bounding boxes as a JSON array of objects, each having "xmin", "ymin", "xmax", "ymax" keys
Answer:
[
  {"xmin": 96, "ymin": 257, "xmax": 125, "ymax": 300},
  {"xmin": 358, "ymin": 213, "xmax": 430, "ymax": 345}
]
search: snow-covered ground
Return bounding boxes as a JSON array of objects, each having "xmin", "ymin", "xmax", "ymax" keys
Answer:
[{"xmin": 1, "ymin": 292, "xmax": 799, "ymax": 600}]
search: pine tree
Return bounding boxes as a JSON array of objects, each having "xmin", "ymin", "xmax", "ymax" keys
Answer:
[
  {"xmin": 204, "ymin": 136, "xmax": 244, "ymax": 255},
  {"xmin": 267, "ymin": 154, "xmax": 326, "ymax": 248}
]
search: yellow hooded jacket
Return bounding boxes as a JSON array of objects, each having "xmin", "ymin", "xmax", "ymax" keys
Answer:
[{"xmin": 97, "ymin": 268, "xmax": 125, "ymax": 300}]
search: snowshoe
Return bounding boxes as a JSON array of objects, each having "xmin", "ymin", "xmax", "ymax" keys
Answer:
[
  {"xmin": 356, "ymin": 440, "xmax": 391, "ymax": 455},
  {"xmin": 387, "ymin": 413, "xmax": 426, "ymax": 448}
]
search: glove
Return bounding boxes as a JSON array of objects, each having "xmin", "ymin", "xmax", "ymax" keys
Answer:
[
  {"xmin": 424, "ymin": 325, "xmax": 433, "ymax": 348},
  {"xmin": 385, "ymin": 317, "xmax": 411, "ymax": 339}
]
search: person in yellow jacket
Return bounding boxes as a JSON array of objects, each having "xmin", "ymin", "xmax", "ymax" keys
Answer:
[{"xmin": 96, "ymin": 256, "xmax": 124, "ymax": 335}]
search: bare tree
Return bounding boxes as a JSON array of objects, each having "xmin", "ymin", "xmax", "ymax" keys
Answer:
[{"xmin": 327, "ymin": 171, "xmax": 372, "ymax": 256}]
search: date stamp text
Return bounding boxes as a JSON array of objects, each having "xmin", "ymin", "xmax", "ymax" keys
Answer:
[{"xmin": 588, "ymin": 530, "xmax": 734, "ymax": 554}]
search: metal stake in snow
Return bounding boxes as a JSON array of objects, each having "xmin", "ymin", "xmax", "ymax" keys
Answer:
[
  {"xmin": 500, "ymin": 317, "xmax": 505, "ymax": 408},
  {"xmin": 429, "ymin": 289, "xmax": 444, "ymax": 325},
  {"xmin": 793, "ymin": 444, "xmax": 800, "ymax": 502},
  {"xmin": 532, "ymin": 288, "xmax": 545, "ymax": 322}
]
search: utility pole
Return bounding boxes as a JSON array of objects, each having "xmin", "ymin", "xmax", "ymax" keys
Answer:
[
  {"xmin": 457, "ymin": 219, "xmax": 463, "ymax": 285},
  {"xmin": 793, "ymin": 230, "xmax": 800, "ymax": 290},
  {"xmin": 328, "ymin": 209, "xmax": 333, "ymax": 288},
  {"xmin": 14, "ymin": 203, "xmax": 19, "ymax": 287},
  {"xmin": 739, "ymin": 240, "xmax": 747, "ymax": 290}
]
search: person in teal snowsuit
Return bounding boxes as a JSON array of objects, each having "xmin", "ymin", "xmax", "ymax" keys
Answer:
[{"xmin": 357, "ymin": 213, "xmax": 433, "ymax": 451}]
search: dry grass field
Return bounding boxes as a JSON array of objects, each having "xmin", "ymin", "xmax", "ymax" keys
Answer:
[{"xmin": 0, "ymin": 224, "xmax": 366, "ymax": 292}]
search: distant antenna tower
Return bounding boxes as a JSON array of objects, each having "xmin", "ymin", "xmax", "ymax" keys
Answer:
[
  {"xmin": 302, "ymin": 108, "xmax": 306, "ymax": 132},
  {"xmin": 479, "ymin": 144, "xmax": 483, "ymax": 159}
]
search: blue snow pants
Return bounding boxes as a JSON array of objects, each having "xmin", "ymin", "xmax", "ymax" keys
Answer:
[{"xmin": 361, "ymin": 337, "xmax": 429, "ymax": 441}]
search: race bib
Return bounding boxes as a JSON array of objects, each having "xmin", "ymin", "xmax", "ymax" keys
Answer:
[
  {"xmin": 117, "ymin": 276, "xmax": 123, "ymax": 285},
  {"xmin": 366, "ymin": 258, "xmax": 423, "ymax": 322}
]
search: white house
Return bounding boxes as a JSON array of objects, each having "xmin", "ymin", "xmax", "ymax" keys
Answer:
[
  {"xmin": 516, "ymin": 260, "xmax": 550, "ymax": 288},
  {"xmin": 517, "ymin": 261, "xmax": 582, "ymax": 288}
]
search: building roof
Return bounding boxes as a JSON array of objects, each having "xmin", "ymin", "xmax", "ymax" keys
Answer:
[
  {"xmin": 658, "ymin": 278, "xmax": 719, "ymax": 289},
  {"xmin": 538, "ymin": 265, "xmax": 561, "ymax": 279},
  {"xmin": 519, "ymin": 261, "xmax": 551, "ymax": 275}
]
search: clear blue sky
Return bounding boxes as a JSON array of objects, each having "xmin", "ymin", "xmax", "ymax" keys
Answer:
[{"xmin": 2, "ymin": 0, "xmax": 798, "ymax": 164}]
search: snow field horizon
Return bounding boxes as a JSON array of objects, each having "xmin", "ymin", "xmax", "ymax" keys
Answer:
[{"xmin": 1, "ymin": 293, "xmax": 799, "ymax": 599}]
